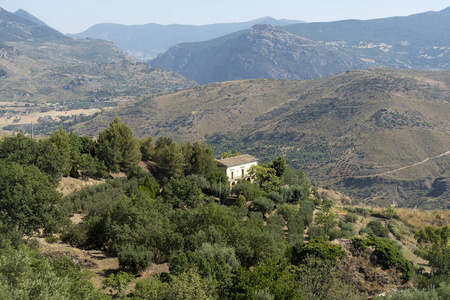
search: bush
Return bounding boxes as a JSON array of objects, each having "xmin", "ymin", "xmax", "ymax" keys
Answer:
[
  {"xmin": 307, "ymin": 226, "xmax": 327, "ymax": 240},
  {"xmin": 61, "ymin": 224, "xmax": 86, "ymax": 247},
  {"xmin": 276, "ymin": 203, "xmax": 296, "ymax": 221},
  {"xmin": 328, "ymin": 229, "xmax": 352, "ymax": 241},
  {"xmin": 367, "ymin": 220, "xmax": 389, "ymax": 238},
  {"xmin": 290, "ymin": 236, "xmax": 345, "ymax": 266},
  {"xmin": 118, "ymin": 244, "xmax": 153, "ymax": 274},
  {"xmin": 359, "ymin": 226, "xmax": 373, "ymax": 235},
  {"xmin": 251, "ymin": 197, "xmax": 274, "ymax": 216},
  {"xmin": 345, "ymin": 213, "xmax": 358, "ymax": 223},
  {"xmin": 339, "ymin": 221, "xmax": 355, "ymax": 236},
  {"xmin": 69, "ymin": 164, "xmax": 80, "ymax": 178},
  {"xmin": 44, "ymin": 235, "xmax": 59, "ymax": 244},
  {"xmin": 353, "ymin": 234, "xmax": 413, "ymax": 281},
  {"xmin": 232, "ymin": 181, "xmax": 262, "ymax": 201},
  {"xmin": 345, "ymin": 207, "xmax": 370, "ymax": 217},
  {"xmin": 235, "ymin": 194, "xmax": 248, "ymax": 214}
]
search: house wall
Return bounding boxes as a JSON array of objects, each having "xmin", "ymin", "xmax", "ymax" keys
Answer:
[{"xmin": 224, "ymin": 161, "xmax": 258, "ymax": 186}]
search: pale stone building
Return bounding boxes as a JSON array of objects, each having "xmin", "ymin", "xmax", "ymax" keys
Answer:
[{"xmin": 217, "ymin": 154, "xmax": 258, "ymax": 187}]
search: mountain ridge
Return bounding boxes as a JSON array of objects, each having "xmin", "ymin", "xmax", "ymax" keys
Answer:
[
  {"xmin": 68, "ymin": 17, "xmax": 304, "ymax": 60},
  {"xmin": 0, "ymin": 7, "xmax": 196, "ymax": 104},
  {"xmin": 150, "ymin": 24, "xmax": 375, "ymax": 84},
  {"xmin": 150, "ymin": 9, "xmax": 450, "ymax": 83}
]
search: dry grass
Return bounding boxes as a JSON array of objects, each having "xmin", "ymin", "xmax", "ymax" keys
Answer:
[
  {"xmin": 57, "ymin": 176, "xmax": 106, "ymax": 196},
  {"xmin": 395, "ymin": 208, "xmax": 450, "ymax": 231}
]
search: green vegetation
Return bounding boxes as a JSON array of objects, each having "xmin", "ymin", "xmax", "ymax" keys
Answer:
[
  {"xmin": 74, "ymin": 69, "xmax": 450, "ymax": 208},
  {"xmin": 0, "ymin": 120, "xmax": 435, "ymax": 299},
  {"xmin": 353, "ymin": 234, "xmax": 414, "ymax": 281}
]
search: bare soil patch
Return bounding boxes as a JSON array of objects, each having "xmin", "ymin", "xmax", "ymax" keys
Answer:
[{"xmin": 35, "ymin": 236, "xmax": 169, "ymax": 290}]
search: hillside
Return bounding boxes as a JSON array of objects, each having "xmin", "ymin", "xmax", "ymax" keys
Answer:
[
  {"xmin": 150, "ymin": 8, "xmax": 450, "ymax": 84},
  {"xmin": 150, "ymin": 24, "xmax": 375, "ymax": 84},
  {"xmin": 72, "ymin": 68, "xmax": 450, "ymax": 207},
  {"xmin": 68, "ymin": 17, "xmax": 303, "ymax": 60},
  {"xmin": 0, "ymin": 8, "xmax": 196, "ymax": 104}
]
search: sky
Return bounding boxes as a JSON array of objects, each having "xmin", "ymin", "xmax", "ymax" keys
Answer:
[{"xmin": 0, "ymin": 0, "xmax": 449, "ymax": 34}]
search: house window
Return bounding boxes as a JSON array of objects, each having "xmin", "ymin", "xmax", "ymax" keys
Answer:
[
  {"xmin": 242, "ymin": 168, "xmax": 244, "ymax": 178},
  {"xmin": 231, "ymin": 171, "xmax": 234, "ymax": 179}
]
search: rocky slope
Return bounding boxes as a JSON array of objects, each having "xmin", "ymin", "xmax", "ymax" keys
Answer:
[
  {"xmin": 69, "ymin": 17, "xmax": 303, "ymax": 60},
  {"xmin": 151, "ymin": 24, "xmax": 374, "ymax": 84}
]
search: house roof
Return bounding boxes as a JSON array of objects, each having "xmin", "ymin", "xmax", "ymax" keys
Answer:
[{"xmin": 217, "ymin": 154, "xmax": 258, "ymax": 167}]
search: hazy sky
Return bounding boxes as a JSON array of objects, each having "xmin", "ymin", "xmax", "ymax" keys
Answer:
[{"xmin": 1, "ymin": 0, "xmax": 449, "ymax": 34}]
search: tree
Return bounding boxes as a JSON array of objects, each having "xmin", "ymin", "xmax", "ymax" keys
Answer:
[
  {"xmin": 0, "ymin": 133, "xmax": 66, "ymax": 184},
  {"xmin": 49, "ymin": 127, "xmax": 71, "ymax": 169},
  {"xmin": 161, "ymin": 176, "xmax": 203, "ymax": 209},
  {"xmin": 103, "ymin": 271, "xmax": 134, "ymax": 297},
  {"xmin": 98, "ymin": 117, "xmax": 141, "ymax": 171},
  {"xmin": 181, "ymin": 141, "xmax": 217, "ymax": 177},
  {"xmin": 0, "ymin": 161, "xmax": 63, "ymax": 235},
  {"xmin": 269, "ymin": 156, "xmax": 286, "ymax": 177},
  {"xmin": 220, "ymin": 150, "xmax": 241, "ymax": 159},
  {"xmin": 153, "ymin": 137, "xmax": 185, "ymax": 178},
  {"xmin": 248, "ymin": 165, "xmax": 281, "ymax": 192},
  {"xmin": 140, "ymin": 136, "xmax": 155, "ymax": 161}
]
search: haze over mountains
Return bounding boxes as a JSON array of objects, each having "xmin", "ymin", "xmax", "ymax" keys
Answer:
[
  {"xmin": 150, "ymin": 7, "xmax": 450, "ymax": 84},
  {"xmin": 0, "ymin": 6, "xmax": 448, "ymax": 206},
  {"xmin": 0, "ymin": 8, "xmax": 195, "ymax": 104},
  {"xmin": 69, "ymin": 17, "xmax": 303, "ymax": 60}
]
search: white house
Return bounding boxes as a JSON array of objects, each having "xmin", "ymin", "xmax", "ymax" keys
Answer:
[{"xmin": 217, "ymin": 154, "xmax": 258, "ymax": 187}]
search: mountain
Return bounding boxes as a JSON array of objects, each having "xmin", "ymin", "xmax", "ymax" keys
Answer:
[
  {"xmin": 68, "ymin": 17, "xmax": 304, "ymax": 60},
  {"xmin": 439, "ymin": 6, "xmax": 450, "ymax": 15},
  {"xmin": 13, "ymin": 9, "xmax": 48, "ymax": 27},
  {"xmin": 150, "ymin": 8, "xmax": 450, "ymax": 84},
  {"xmin": 150, "ymin": 24, "xmax": 375, "ymax": 84},
  {"xmin": 72, "ymin": 68, "xmax": 450, "ymax": 208},
  {"xmin": 0, "ymin": 7, "xmax": 195, "ymax": 104},
  {"xmin": 0, "ymin": 7, "xmax": 67, "ymax": 42}
]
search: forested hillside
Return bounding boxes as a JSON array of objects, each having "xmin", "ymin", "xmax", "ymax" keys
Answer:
[
  {"xmin": 0, "ymin": 120, "xmax": 449, "ymax": 299},
  {"xmin": 71, "ymin": 68, "xmax": 450, "ymax": 208}
]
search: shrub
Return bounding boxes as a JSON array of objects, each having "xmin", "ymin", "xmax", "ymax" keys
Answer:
[
  {"xmin": 69, "ymin": 164, "xmax": 80, "ymax": 178},
  {"xmin": 345, "ymin": 213, "xmax": 358, "ymax": 223},
  {"xmin": 290, "ymin": 236, "xmax": 345, "ymax": 266},
  {"xmin": 288, "ymin": 215, "xmax": 305, "ymax": 244},
  {"xmin": 307, "ymin": 226, "xmax": 327, "ymax": 240},
  {"xmin": 359, "ymin": 226, "xmax": 373, "ymax": 235},
  {"xmin": 339, "ymin": 221, "xmax": 355, "ymax": 236},
  {"xmin": 232, "ymin": 181, "xmax": 262, "ymax": 201},
  {"xmin": 251, "ymin": 197, "xmax": 274, "ymax": 216},
  {"xmin": 328, "ymin": 229, "xmax": 352, "ymax": 241},
  {"xmin": 276, "ymin": 203, "xmax": 296, "ymax": 221},
  {"xmin": 236, "ymin": 194, "xmax": 248, "ymax": 214},
  {"xmin": 118, "ymin": 244, "xmax": 153, "ymax": 274},
  {"xmin": 61, "ymin": 224, "xmax": 86, "ymax": 247},
  {"xmin": 367, "ymin": 220, "xmax": 389, "ymax": 238},
  {"xmin": 44, "ymin": 235, "xmax": 59, "ymax": 244},
  {"xmin": 353, "ymin": 234, "xmax": 413, "ymax": 281}
]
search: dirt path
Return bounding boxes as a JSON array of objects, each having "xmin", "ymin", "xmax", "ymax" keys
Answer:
[
  {"xmin": 358, "ymin": 150, "xmax": 450, "ymax": 178},
  {"xmin": 36, "ymin": 214, "xmax": 168, "ymax": 291}
]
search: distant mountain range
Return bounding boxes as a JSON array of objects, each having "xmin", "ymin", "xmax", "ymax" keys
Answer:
[
  {"xmin": 150, "ymin": 24, "xmax": 375, "ymax": 84},
  {"xmin": 150, "ymin": 7, "xmax": 450, "ymax": 84},
  {"xmin": 68, "ymin": 17, "xmax": 304, "ymax": 60},
  {"xmin": 0, "ymin": 8, "xmax": 195, "ymax": 103},
  {"xmin": 72, "ymin": 68, "xmax": 450, "ymax": 208}
]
